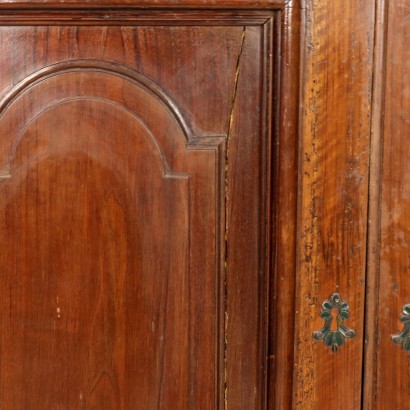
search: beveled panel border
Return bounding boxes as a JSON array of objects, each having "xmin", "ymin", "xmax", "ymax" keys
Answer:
[
  {"xmin": 0, "ymin": 9, "xmax": 273, "ymax": 25},
  {"xmin": 0, "ymin": 0, "xmax": 287, "ymax": 10}
]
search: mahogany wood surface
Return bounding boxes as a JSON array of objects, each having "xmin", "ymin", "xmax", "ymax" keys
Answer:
[
  {"xmin": 224, "ymin": 23, "xmax": 266, "ymax": 409},
  {"xmin": 293, "ymin": 0, "xmax": 375, "ymax": 408},
  {"xmin": 267, "ymin": 1, "xmax": 300, "ymax": 409},
  {"xmin": 7, "ymin": 0, "xmax": 410, "ymax": 408},
  {"xmin": 0, "ymin": 4, "xmax": 299, "ymax": 408},
  {"xmin": 3, "ymin": 0, "xmax": 402, "ymax": 408}
]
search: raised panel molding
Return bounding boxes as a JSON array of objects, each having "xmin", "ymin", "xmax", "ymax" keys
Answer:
[
  {"xmin": 0, "ymin": 59, "xmax": 224, "ymax": 177},
  {"xmin": 0, "ymin": 3, "xmax": 301, "ymax": 408},
  {"xmin": 0, "ymin": 55, "xmax": 224, "ymax": 408},
  {"xmin": 0, "ymin": 1, "xmax": 286, "ymax": 9},
  {"xmin": 0, "ymin": 99, "xmax": 194, "ymax": 407}
]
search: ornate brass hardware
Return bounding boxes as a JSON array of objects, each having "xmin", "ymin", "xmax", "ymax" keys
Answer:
[
  {"xmin": 312, "ymin": 293, "xmax": 356, "ymax": 352},
  {"xmin": 392, "ymin": 304, "xmax": 410, "ymax": 351}
]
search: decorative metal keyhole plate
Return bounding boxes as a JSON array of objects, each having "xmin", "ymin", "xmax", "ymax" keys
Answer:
[
  {"xmin": 312, "ymin": 293, "xmax": 356, "ymax": 352},
  {"xmin": 392, "ymin": 304, "xmax": 410, "ymax": 351}
]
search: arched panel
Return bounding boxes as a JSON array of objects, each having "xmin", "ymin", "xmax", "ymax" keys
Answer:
[
  {"xmin": 0, "ymin": 98, "xmax": 192, "ymax": 409},
  {"xmin": 0, "ymin": 60, "xmax": 208, "ymax": 177}
]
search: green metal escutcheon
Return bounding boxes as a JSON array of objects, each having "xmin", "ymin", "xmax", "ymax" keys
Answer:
[
  {"xmin": 392, "ymin": 304, "xmax": 410, "ymax": 351},
  {"xmin": 312, "ymin": 293, "xmax": 356, "ymax": 352}
]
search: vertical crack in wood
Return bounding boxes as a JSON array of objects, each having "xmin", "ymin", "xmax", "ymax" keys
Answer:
[{"xmin": 224, "ymin": 26, "xmax": 246, "ymax": 410}]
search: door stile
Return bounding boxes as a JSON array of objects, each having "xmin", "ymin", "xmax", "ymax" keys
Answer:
[{"xmin": 362, "ymin": 0, "xmax": 389, "ymax": 408}]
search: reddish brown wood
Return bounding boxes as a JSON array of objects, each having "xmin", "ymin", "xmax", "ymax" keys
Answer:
[
  {"xmin": 0, "ymin": 97, "xmax": 194, "ymax": 409},
  {"xmin": 0, "ymin": 55, "xmax": 224, "ymax": 409},
  {"xmin": 0, "ymin": 6, "xmax": 300, "ymax": 408},
  {"xmin": 0, "ymin": 10, "xmax": 272, "ymax": 25},
  {"xmin": 224, "ymin": 22, "xmax": 266, "ymax": 409},
  {"xmin": 0, "ymin": 0, "xmax": 286, "ymax": 9},
  {"xmin": 0, "ymin": 25, "xmax": 245, "ymax": 137},
  {"xmin": 268, "ymin": 1, "xmax": 300, "ymax": 409}
]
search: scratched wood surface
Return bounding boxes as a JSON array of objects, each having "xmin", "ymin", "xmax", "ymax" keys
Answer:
[
  {"xmin": 365, "ymin": 0, "xmax": 410, "ymax": 408},
  {"xmin": 293, "ymin": 0, "xmax": 375, "ymax": 408},
  {"xmin": 0, "ymin": 21, "xmax": 276, "ymax": 408}
]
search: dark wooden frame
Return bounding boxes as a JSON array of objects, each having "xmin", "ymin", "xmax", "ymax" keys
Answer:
[{"xmin": 0, "ymin": 1, "xmax": 300, "ymax": 408}]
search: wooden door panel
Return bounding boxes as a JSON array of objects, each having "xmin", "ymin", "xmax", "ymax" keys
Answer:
[
  {"xmin": 0, "ymin": 65, "xmax": 217, "ymax": 408},
  {"xmin": 0, "ymin": 23, "xmax": 222, "ymax": 409},
  {"xmin": 7, "ymin": 100, "xmax": 189, "ymax": 404},
  {"xmin": 0, "ymin": 9, "xmax": 286, "ymax": 408}
]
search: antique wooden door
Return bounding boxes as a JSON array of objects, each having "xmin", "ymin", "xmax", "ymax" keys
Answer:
[
  {"xmin": 11, "ymin": 0, "xmax": 410, "ymax": 408},
  {"xmin": 0, "ymin": 1, "xmax": 300, "ymax": 409}
]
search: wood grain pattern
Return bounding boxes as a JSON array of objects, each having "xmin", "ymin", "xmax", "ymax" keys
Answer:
[
  {"xmin": 362, "ymin": 0, "xmax": 387, "ymax": 407},
  {"xmin": 0, "ymin": 9, "xmax": 294, "ymax": 408},
  {"xmin": 0, "ymin": 62, "xmax": 222, "ymax": 408},
  {"xmin": 0, "ymin": 10, "xmax": 272, "ymax": 25},
  {"xmin": 0, "ymin": 0, "xmax": 286, "ymax": 9},
  {"xmin": 0, "ymin": 98, "xmax": 193, "ymax": 408},
  {"xmin": 225, "ymin": 23, "xmax": 265, "ymax": 409},
  {"xmin": 0, "ymin": 26, "xmax": 244, "ymax": 137},
  {"xmin": 367, "ymin": 1, "xmax": 410, "ymax": 408},
  {"xmin": 268, "ymin": 1, "xmax": 300, "ymax": 408},
  {"xmin": 293, "ymin": 0, "xmax": 375, "ymax": 408}
]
